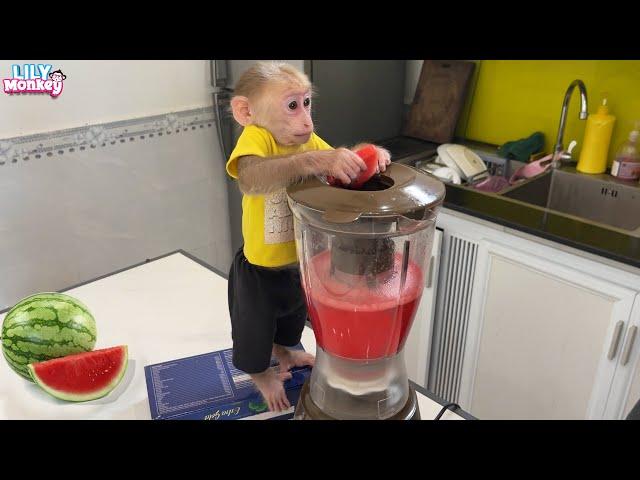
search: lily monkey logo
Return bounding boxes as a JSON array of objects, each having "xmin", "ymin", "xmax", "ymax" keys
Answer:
[{"xmin": 3, "ymin": 64, "xmax": 67, "ymax": 97}]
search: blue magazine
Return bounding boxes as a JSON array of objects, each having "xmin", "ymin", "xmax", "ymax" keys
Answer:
[{"xmin": 144, "ymin": 343, "xmax": 311, "ymax": 420}]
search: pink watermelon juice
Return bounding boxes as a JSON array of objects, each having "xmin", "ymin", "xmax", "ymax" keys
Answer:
[{"xmin": 303, "ymin": 250, "xmax": 424, "ymax": 360}]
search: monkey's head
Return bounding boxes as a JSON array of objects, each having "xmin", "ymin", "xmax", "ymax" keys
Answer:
[{"xmin": 230, "ymin": 62, "xmax": 314, "ymax": 146}]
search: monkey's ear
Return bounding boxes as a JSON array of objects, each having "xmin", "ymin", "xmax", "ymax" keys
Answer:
[{"xmin": 230, "ymin": 96, "xmax": 252, "ymax": 126}]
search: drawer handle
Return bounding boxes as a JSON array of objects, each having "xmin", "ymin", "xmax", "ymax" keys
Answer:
[
  {"xmin": 621, "ymin": 326, "xmax": 638, "ymax": 366},
  {"xmin": 608, "ymin": 321, "xmax": 625, "ymax": 360}
]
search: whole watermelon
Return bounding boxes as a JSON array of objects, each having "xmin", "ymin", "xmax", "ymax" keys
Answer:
[{"xmin": 1, "ymin": 292, "xmax": 97, "ymax": 381}]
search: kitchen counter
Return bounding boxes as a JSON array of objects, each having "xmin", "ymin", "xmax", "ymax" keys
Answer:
[
  {"xmin": 0, "ymin": 250, "xmax": 474, "ymax": 421},
  {"xmin": 443, "ymin": 182, "xmax": 640, "ymax": 269},
  {"xmin": 393, "ymin": 137, "xmax": 640, "ymax": 271}
]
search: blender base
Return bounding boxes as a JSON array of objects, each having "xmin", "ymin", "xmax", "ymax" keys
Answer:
[{"xmin": 293, "ymin": 379, "xmax": 421, "ymax": 420}]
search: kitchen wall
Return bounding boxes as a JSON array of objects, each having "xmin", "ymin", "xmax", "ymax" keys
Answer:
[
  {"xmin": 405, "ymin": 60, "xmax": 640, "ymax": 165},
  {"xmin": 0, "ymin": 61, "xmax": 213, "ymax": 138},
  {"xmin": 0, "ymin": 60, "xmax": 307, "ymax": 310}
]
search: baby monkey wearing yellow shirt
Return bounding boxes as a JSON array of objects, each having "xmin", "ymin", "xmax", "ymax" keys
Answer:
[{"xmin": 226, "ymin": 61, "xmax": 391, "ymax": 413}]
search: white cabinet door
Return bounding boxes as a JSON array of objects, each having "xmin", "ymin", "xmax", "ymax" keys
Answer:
[
  {"xmin": 458, "ymin": 240, "xmax": 637, "ymax": 419},
  {"xmin": 405, "ymin": 229, "xmax": 443, "ymax": 388},
  {"xmin": 606, "ymin": 293, "xmax": 640, "ymax": 419}
]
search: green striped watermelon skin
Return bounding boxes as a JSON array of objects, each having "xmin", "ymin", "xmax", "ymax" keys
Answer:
[{"xmin": 2, "ymin": 293, "xmax": 97, "ymax": 381}]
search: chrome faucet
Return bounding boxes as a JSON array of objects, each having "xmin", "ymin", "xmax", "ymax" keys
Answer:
[{"xmin": 551, "ymin": 80, "xmax": 588, "ymax": 169}]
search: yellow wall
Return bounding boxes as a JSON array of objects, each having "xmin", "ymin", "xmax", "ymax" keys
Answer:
[{"xmin": 462, "ymin": 61, "xmax": 640, "ymax": 165}]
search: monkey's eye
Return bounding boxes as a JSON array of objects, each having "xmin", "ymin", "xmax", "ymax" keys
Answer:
[
  {"xmin": 288, "ymin": 101, "xmax": 298, "ymax": 110},
  {"xmin": 303, "ymin": 97, "xmax": 311, "ymax": 107}
]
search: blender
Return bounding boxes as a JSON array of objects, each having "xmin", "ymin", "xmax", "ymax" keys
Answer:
[{"xmin": 286, "ymin": 163, "xmax": 445, "ymax": 420}]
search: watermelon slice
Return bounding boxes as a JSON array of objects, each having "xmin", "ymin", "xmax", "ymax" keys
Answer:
[{"xmin": 28, "ymin": 345, "xmax": 128, "ymax": 402}]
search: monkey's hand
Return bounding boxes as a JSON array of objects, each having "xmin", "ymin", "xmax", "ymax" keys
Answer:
[
  {"xmin": 374, "ymin": 146, "xmax": 391, "ymax": 173},
  {"xmin": 350, "ymin": 143, "xmax": 391, "ymax": 174},
  {"xmin": 312, "ymin": 148, "xmax": 367, "ymax": 186}
]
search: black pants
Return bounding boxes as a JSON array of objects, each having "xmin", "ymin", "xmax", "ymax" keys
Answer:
[{"xmin": 228, "ymin": 247, "xmax": 307, "ymax": 374}]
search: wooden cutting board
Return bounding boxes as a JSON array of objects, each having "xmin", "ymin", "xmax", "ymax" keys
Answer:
[{"xmin": 403, "ymin": 60, "xmax": 476, "ymax": 144}]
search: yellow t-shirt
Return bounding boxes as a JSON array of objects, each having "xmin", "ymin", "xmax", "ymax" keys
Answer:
[{"xmin": 226, "ymin": 125, "xmax": 333, "ymax": 267}]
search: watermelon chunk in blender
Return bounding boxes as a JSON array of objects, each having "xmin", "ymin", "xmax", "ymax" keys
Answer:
[{"xmin": 287, "ymin": 162, "xmax": 445, "ymax": 420}]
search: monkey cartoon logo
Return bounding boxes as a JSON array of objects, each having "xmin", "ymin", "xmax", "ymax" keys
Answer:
[
  {"xmin": 3, "ymin": 64, "xmax": 66, "ymax": 97},
  {"xmin": 48, "ymin": 70, "xmax": 67, "ymax": 82}
]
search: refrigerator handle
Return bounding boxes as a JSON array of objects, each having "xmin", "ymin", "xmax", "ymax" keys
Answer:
[
  {"xmin": 211, "ymin": 60, "xmax": 233, "ymax": 158},
  {"xmin": 213, "ymin": 92, "xmax": 226, "ymax": 158},
  {"xmin": 210, "ymin": 60, "xmax": 219, "ymax": 88},
  {"xmin": 210, "ymin": 60, "xmax": 230, "ymax": 92}
]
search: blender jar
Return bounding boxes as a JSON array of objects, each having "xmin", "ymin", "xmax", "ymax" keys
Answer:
[{"xmin": 287, "ymin": 164, "xmax": 445, "ymax": 419}]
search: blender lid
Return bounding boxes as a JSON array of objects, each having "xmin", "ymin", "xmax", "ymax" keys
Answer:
[{"xmin": 287, "ymin": 163, "xmax": 446, "ymax": 223}]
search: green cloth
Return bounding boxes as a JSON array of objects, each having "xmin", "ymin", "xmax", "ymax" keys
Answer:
[{"xmin": 497, "ymin": 132, "xmax": 545, "ymax": 162}]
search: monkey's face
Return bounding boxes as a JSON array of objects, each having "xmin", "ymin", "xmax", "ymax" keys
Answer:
[{"xmin": 255, "ymin": 85, "xmax": 313, "ymax": 146}]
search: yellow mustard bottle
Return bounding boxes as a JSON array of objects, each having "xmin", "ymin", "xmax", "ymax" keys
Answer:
[{"xmin": 577, "ymin": 95, "xmax": 616, "ymax": 174}]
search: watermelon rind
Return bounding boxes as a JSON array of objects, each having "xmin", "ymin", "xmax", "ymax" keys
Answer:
[
  {"xmin": 27, "ymin": 345, "xmax": 128, "ymax": 402},
  {"xmin": 2, "ymin": 292, "xmax": 97, "ymax": 381}
]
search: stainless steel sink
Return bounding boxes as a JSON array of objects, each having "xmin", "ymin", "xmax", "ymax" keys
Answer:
[{"xmin": 502, "ymin": 167, "xmax": 640, "ymax": 232}]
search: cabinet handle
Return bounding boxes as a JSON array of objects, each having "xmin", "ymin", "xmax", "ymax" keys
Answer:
[
  {"xmin": 621, "ymin": 326, "xmax": 638, "ymax": 366},
  {"xmin": 608, "ymin": 321, "xmax": 625, "ymax": 360},
  {"xmin": 426, "ymin": 256, "xmax": 435, "ymax": 289}
]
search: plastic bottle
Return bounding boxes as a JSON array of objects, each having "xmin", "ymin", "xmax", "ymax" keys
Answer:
[
  {"xmin": 576, "ymin": 95, "xmax": 616, "ymax": 174},
  {"xmin": 611, "ymin": 123, "xmax": 640, "ymax": 181}
]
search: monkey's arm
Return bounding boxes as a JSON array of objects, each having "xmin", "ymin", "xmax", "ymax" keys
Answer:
[
  {"xmin": 236, "ymin": 149, "xmax": 365, "ymax": 195},
  {"xmin": 238, "ymin": 151, "xmax": 330, "ymax": 195},
  {"xmin": 236, "ymin": 154, "xmax": 311, "ymax": 195}
]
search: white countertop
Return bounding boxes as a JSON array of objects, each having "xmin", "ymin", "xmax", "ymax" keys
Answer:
[{"xmin": 0, "ymin": 252, "xmax": 465, "ymax": 420}]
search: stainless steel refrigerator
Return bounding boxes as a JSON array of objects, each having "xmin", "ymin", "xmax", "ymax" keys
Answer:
[{"xmin": 211, "ymin": 60, "xmax": 408, "ymax": 255}]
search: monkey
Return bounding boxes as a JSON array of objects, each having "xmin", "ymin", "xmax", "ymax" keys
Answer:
[
  {"xmin": 49, "ymin": 70, "xmax": 66, "ymax": 82},
  {"xmin": 225, "ymin": 61, "xmax": 391, "ymax": 413}
]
